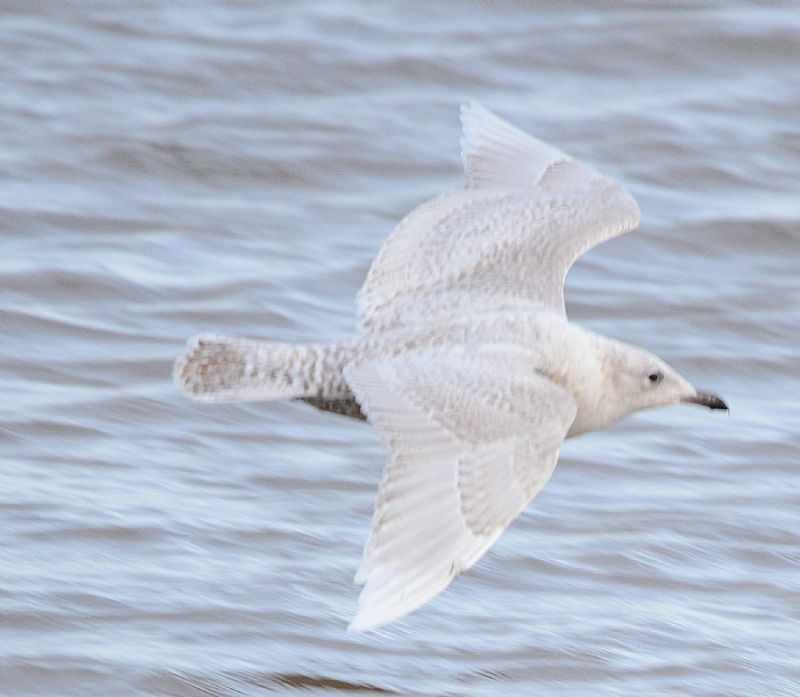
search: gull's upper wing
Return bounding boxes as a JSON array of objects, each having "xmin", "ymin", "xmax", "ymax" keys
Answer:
[
  {"xmin": 461, "ymin": 100, "xmax": 605, "ymax": 192},
  {"xmin": 344, "ymin": 345, "xmax": 577, "ymax": 632},
  {"xmin": 357, "ymin": 103, "xmax": 640, "ymax": 328}
]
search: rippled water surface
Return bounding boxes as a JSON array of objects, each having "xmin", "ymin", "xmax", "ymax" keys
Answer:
[{"xmin": 2, "ymin": 2, "xmax": 799, "ymax": 695}]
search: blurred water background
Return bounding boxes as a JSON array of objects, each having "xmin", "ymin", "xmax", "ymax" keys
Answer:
[{"xmin": 1, "ymin": 2, "xmax": 799, "ymax": 695}]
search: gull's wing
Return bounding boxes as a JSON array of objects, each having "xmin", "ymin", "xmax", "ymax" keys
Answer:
[
  {"xmin": 344, "ymin": 346, "xmax": 577, "ymax": 631},
  {"xmin": 357, "ymin": 103, "xmax": 640, "ymax": 328}
]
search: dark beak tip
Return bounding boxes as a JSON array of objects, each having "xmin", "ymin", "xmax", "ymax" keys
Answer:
[
  {"xmin": 687, "ymin": 391, "xmax": 729, "ymax": 411},
  {"xmin": 708, "ymin": 396, "xmax": 729, "ymax": 412}
]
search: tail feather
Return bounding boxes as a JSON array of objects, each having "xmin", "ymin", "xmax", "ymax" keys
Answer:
[{"xmin": 174, "ymin": 333, "xmax": 329, "ymax": 403}]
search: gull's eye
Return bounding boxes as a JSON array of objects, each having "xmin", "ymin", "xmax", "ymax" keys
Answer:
[{"xmin": 648, "ymin": 371, "xmax": 664, "ymax": 385}]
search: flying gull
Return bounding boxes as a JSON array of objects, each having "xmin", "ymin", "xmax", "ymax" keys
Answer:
[{"xmin": 175, "ymin": 102, "xmax": 728, "ymax": 632}]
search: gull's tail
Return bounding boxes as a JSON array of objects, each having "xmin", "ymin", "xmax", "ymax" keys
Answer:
[{"xmin": 174, "ymin": 333, "xmax": 353, "ymax": 404}]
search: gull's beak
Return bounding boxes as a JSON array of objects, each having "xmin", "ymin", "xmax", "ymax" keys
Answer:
[{"xmin": 683, "ymin": 390, "xmax": 729, "ymax": 411}]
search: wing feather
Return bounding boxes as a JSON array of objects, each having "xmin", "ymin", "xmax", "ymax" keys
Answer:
[
  {"xmin": 461, "ymin": 99, "xmax": 580, "ymax": 191},
  {"xmin": 344, "ymin": 348, "xmax": 576, "ymax": 631},
  {"xmin": 357, "ymin": 103, "xmax": 640, "ymax": 329}
]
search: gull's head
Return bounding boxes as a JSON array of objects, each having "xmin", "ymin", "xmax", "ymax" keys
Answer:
[{"xmin": 607, "ymin": 345, "xmax": 728, "ymax": 417}]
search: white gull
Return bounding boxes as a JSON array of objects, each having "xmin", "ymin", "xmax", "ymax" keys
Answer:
[{"xmin": 175, "ymin": 102, "xmax": 728, "ymax": 632}]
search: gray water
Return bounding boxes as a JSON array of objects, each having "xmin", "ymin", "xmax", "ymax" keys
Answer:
[{"xmin": 2, "ymin": 2, "xmax": 799, "ymax": 696}]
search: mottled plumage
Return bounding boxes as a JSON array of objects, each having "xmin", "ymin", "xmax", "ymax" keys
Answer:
[{"xmin": 175, "ymin": 103, "xmax": 727, "ymax": 632}]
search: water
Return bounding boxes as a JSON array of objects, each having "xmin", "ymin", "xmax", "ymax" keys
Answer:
[{"xmin": 2, "ymin": 2, "xmax": 799, "ymax": 695}]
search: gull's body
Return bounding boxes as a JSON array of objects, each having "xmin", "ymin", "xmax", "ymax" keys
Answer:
[{"xmin": 175, "ymin": 103, "xmax": 727, "ymax": 632}]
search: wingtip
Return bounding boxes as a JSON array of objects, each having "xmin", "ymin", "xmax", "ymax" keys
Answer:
[
  {"xmin": 459, "ymin": 98, "xmax": 482, "ymax": 123},
  {"xmin": 459, "ymin": 99, "xmax": 499, "ymax": 134},
  {"xmin": 459, "ymin": 98, "xmax": 486, "ymax": 180},
  {"xmin": 347, "ymin": 604, "xmax": 399, "ymax": 634},
  {"xmin": 347, "ymin": 598, "xmax": 389, "ymax": 633},
  {"xmin": 346, "ymin": 615, "xmax": 370, "ymax": 634}
]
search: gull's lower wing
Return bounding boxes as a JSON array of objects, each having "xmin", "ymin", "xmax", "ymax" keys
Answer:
[
  {"xmin": 356, "ymin": 104, "xmax": 640, "ymax": 329},
  {"xmin": 343, "ymin": 345, "xmax": 576, "ymax": 632}
]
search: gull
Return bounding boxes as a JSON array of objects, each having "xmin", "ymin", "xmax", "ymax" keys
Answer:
[{"xmin": 174, "ymin": 102, "xmax": 728, "ymax": 632}]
